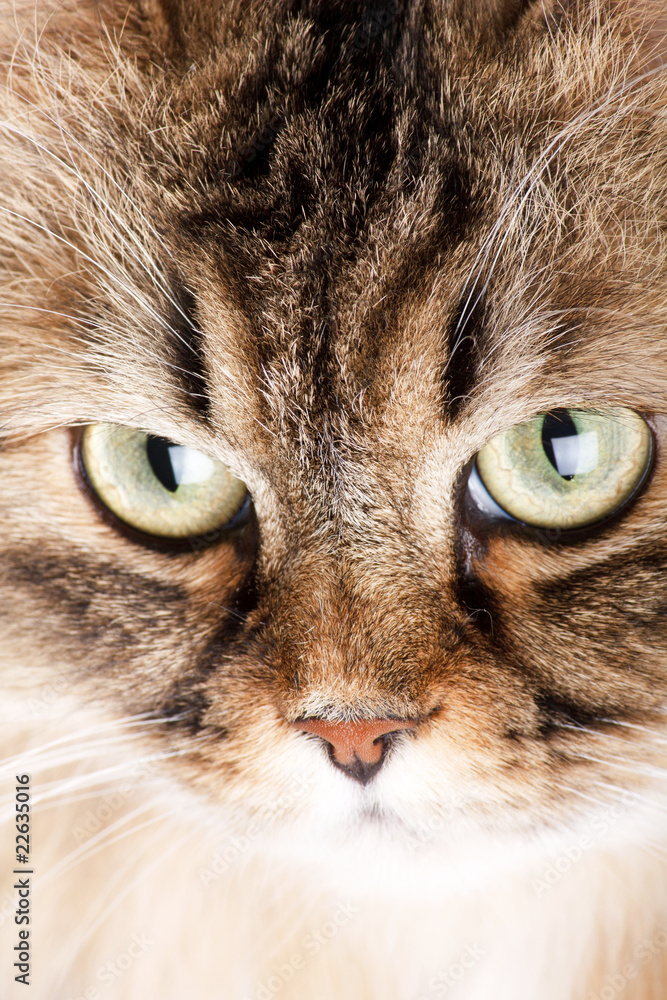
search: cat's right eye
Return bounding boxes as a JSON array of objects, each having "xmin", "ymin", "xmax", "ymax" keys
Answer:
[
  {"xmin": 78, "ymin": 424, "xmax": 250, "ymax": 543},
  {"xmin": 469, "ymin": 407, "xmax": 652, "ymax": 531}
]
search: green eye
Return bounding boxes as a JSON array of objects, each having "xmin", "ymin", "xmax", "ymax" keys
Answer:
[
  {"xmin": 79, "ymin": 424, "xmax": 249, "ymax": 540},
  {"xmin": 472, "ymin": 407, "xmax": 652, "ymax": 530}
]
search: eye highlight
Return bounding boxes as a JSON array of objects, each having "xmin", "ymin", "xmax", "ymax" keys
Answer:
[
  {"xmin": 471, "ymin": 407, "xmax": 652, "ymax": 530},
  {"xmin": 78, "ymin": 424, "xmax": 249, "ymax": 541}
]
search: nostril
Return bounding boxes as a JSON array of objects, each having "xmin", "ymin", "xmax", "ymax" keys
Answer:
[{"xmin": 292, "ymin": 718, "xmax": 415, "ymax": 784}]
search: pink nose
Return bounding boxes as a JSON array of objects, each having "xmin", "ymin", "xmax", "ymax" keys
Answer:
[{"xmin": 293, "ymin": 718, "xmax": 415, "ymax": 767}]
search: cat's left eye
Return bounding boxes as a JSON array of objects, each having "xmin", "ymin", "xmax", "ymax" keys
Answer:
[
  {"xmin": 78, "ymin": 423, "xmax": 250, "ymax": 542},
  {"xmin": 468, "ymin": 407, "xmax": 652, "ymax": 531}
]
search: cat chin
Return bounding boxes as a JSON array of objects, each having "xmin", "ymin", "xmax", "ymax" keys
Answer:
[
  {"xmin": 198, "ymin": 780, "xmax": 667, "ymax": 913},
  {"xmin": 194, "ymin": 754, "xmax": 664, "ymax": 904}
]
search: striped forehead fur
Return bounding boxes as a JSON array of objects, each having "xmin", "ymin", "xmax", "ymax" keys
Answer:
[{"xmin": 1, "ymin": 2, "xmax": 667, "ymax": 436}]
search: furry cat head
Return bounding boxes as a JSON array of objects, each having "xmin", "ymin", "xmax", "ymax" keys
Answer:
[{"xmin": 1, "ymin": 0, "xmax": 667, "ymax": 849}]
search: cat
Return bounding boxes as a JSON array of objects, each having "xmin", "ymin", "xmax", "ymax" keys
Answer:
[{"xmin": 1, "ymin": 0, "xmax": 667, "ymax": 997}]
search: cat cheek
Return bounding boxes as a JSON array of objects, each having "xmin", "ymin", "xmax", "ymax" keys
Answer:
[
  {"xmin": 0, "ymin": 427, "xmax": 257, "ymax": 693},
  {"xmin": 470, "ymin": 526, "xmax": 667, "ymax": 716}
]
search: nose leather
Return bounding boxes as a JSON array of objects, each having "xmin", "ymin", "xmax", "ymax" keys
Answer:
[{"xmin": 293, "ymin": 718, "xmax": 415, "ymax": 766}]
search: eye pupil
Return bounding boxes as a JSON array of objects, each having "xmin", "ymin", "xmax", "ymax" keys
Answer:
[
  {"xmin": 146, "ymin": 435, "xmax": 179, "ymax": 493},
  {"xmin": 541, "ymin": 409, "xmax": 579, "ymax": 481}
]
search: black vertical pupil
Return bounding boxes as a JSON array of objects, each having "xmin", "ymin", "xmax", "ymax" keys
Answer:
[
  {"xmin": 542, "ymin": 409, "xmax": 578, "ymax": 481},
  {"xmin": 146, "ymin": 435, "xmax": 178, "ymax": 492}
]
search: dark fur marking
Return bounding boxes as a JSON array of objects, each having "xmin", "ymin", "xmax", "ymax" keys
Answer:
[
  {"xmin": 157, "ymin": 570, "xmax": 261, "ymax": 732},
  {"xmin": 1, "ymin": 551, "xmax": 188, "ymax": 660},
  {"xmin": 453, "ymin": 477, "xmax": 496, "ymax": 636},
  {"xmin": 157, "ymin": 689, "xmax": 228, "ymax": 740},
  {"xmin": 154, "ymin": 0, "xmax": 187, "ymax": 57},
  {"xmin": 176, "ymin": 1, "xmax": 479, "ymax": 431},
  {"xmin": 533, "ymin": 692, "xmax": 611, "ymax": 739},
  {"xmin": 222, "ymin": 112, "xmax": 286, "ymax": 184},
  {"xmin": 453, "ymin": 572, "xmax": 496, "ymax": 636},
  {"xmin": 4, "ymin": 551, "xmax": 186, "ymax": 616},
  {"xmin": 445, "ymin": 291, "xmax": 485, "ymax": 420},
  {"xmin": 165, "ymin": 279, "xmax": 211, "ymax": 419},
  {"xmin": 533, "ymin": 546, "xmax": 667, "ymax": 639},
  {"xmin": 203, "ymin": 569, "xmax": 261, "ymax": 651}
]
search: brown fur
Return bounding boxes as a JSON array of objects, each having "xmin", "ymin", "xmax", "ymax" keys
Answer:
[{"xmin": 1, "ymin": 1, "xmax": 667, "ymax": 997}]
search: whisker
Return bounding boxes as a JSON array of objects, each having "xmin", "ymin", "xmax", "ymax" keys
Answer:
[
  {"xmin": 554, "ymin": 720, "xmax": 667, "ymax": 748},
  {"xmin": 0, "ymin": 202, "xmax": 177, "ymax": 337},
  {"xmin": 588, "ymin": 780, "xmax": 667, "ymax": 815},
  {"xmin": 0, "ymin": 712, "xmax": 179, "ymax": 769},
  {"xmin": 40, "ymin": 800, "xmax": 185, "ymax": 883},
  {"xmin": 566, "ymin": 749, "xmax": 667, "ymax": 780},
  {"xmin": 49, "ymin": 824, "xmax": 194, "ymax": 995}
]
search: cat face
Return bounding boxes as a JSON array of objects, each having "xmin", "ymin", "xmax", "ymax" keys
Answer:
[{"xmin": 2, "ymin": 0, "xmax": 667, "ymax": 852}]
